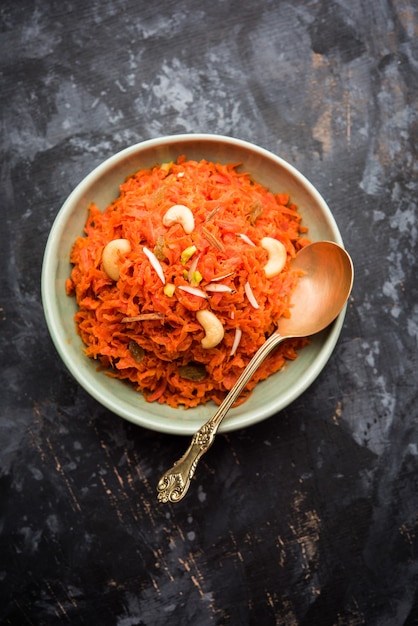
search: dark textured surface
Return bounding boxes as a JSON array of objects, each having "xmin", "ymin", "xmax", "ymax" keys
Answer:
[{"xmin": 1, "ymin": 1, "xmax": 418, "ymax": 624}]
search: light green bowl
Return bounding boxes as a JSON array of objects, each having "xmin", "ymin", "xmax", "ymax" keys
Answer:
[{"xmin": 41, "ymin": 134, "xmax": 345, "ymax": 435}]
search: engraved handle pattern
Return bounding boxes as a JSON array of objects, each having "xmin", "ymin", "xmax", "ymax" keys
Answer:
[
  {"xmin": 157, "ymin": 331, "xmax": 286, "ymax": 503},
  {"xmin": 156, "ymin": 422, "xmax": 217, "ymax": 503}
]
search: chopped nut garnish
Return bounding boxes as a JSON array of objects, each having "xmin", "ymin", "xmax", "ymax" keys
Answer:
[{"xmin": 181, "ymin": 245, "xmax": 197, "ymax": 265}]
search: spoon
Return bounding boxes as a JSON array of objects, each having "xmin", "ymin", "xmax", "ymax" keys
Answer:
[{"xmin": 157, "ymin": 241, "xmax": 354, "ymax": 503}]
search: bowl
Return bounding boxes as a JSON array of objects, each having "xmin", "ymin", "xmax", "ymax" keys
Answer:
[{"xmin": 41, "ymin": 134, "xmax": 345, "ymax": 435}]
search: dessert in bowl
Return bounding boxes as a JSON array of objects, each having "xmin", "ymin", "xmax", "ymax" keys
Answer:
[{"xmin": 41, "ymin": 134, "xmax": 346, "ymax": 435}]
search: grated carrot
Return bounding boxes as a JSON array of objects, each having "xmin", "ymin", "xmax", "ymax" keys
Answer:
[{"xmin": 66, "ymin": 157, "xmax": 310, "ymax": 409}]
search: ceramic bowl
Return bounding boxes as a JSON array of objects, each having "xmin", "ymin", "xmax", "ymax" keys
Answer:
[{"xmin": 42, "ymin": 134, "xmax": 345, "ymax": 435}]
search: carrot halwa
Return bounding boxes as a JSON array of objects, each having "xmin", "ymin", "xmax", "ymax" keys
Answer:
[{"xmin": 66, "ymin": 157, "xmax": 310, "ymax": 409}]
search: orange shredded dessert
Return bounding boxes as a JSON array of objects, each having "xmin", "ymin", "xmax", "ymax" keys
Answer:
[{"xmin": 66, "ymin": 157, "xmax": 310, "ymax": 408}]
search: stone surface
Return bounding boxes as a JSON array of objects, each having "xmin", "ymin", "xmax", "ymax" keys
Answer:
[{"xmin": 1, "ymin": 1, "xmax": 418, "ymax": 624}]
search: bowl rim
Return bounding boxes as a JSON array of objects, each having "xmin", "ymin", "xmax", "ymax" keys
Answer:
[{"xmin": 42, "ymin": 133, "xmax": 346, "ymax": 435}]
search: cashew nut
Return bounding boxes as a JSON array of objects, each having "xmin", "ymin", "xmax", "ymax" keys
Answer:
[
  {"xmin": 261, "ymin": 237, "xmax": 287, "ymax": 278},
  {"xmin": 162, "ymin": 204, "xmax": 195, "ymax": 234},
  {"xmin": 196, "ymin": 309, "xmax": 224, "ymax": 349},
  {"xmin": 102, "ymin": 238, "xmax": 131, "ymax": 281}
]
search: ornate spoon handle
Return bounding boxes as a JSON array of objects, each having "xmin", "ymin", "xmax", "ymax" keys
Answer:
[{"xmin": 157, "ymin": 331, "xmax": 285, "ymax": 503}]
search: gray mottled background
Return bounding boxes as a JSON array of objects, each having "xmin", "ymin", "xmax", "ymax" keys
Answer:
[{"xmin": 1, "ymin": 1, "xmax": 418, "ymax": 625}]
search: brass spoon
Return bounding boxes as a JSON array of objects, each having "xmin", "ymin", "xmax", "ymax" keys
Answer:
[{"xmin": 157, "ymin": 241, "xmax": 354, "ymax": 503}]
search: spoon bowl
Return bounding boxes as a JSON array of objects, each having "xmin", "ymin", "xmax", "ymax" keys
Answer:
[
  {"xmin": 278, "ymin": 240, "xmax": 354, "ymax": 337},
  {"xmin": 157, "ymin": 241, "xmax": 354, "ymax": 503}
]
